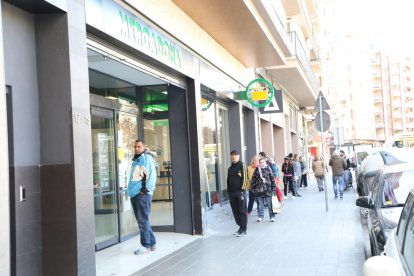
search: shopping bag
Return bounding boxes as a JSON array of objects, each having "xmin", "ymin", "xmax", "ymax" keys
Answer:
[
  {"xmin": 275, "ymin": 187, "xmax": 283, "ymax": 202},
  {"xmin": 272, "ymin": 195, "xmax": 282, "ymax": 214}
]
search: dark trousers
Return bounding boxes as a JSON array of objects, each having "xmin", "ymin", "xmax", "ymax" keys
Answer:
[
  {"xmin": 283, "ymin": 176, "xmax": 296, "ymax": 196},
  {"xmin": 247, "ymin": 190, "xmax": 255, "ymax": 213},
  {"xmin": 300, "ymin": 174, "xmax": 308, "ymax": 187},
  {"xmin": 131, "ymin": 194, "xmax": 156, "ymax": 248},
  {"xmin": 228, "ymin": 191, "xmax": 248, "ymax": 231}
]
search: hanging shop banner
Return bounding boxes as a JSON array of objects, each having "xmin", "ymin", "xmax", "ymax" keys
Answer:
[
  {"xmin": 259, "ymin": 89, "xmax": 283, "ymax": 114},
  {"xmin": 245, "ymin": 78, "xmax": 274, "ymax": 107}
]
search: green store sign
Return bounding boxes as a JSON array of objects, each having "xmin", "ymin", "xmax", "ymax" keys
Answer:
[
  {"xmin": 119, "ymin": 11, "xmax": 181, "ymax": 68},
  {"xmin": 245, "ymin": 78, "xmax": 274, "ymax": 107}
]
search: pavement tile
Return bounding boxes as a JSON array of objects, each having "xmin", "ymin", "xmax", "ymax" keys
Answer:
[{"xmin": 101, "ymin": 174, "xmax": 367, "ymax": 275}]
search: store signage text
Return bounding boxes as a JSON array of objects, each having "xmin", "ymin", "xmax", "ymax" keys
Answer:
[{"xmin": 119, "ymin": 11, "xmax": 181, "ymax": 68}]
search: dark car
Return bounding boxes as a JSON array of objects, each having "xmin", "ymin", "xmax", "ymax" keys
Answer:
[
  {"xmin": 356, "ymin": 161, "xmax": 414, "ymax": 256},
  {"xmin": 383, "ymin": 189, "xmax": 414, "ymax": 275}
]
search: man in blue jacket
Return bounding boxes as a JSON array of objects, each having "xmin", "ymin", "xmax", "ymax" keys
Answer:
[{"xmin": 128, "ymin": 139, "xmax": 157, "ymax": 255}]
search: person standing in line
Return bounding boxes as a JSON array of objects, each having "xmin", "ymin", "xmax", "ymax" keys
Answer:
[
  {"xmin": 312, "ymin": 155, "xmax": 328, "ymax": 192},
  {"xmin": 281, "ymin": 157, "xmax": 296, "ymax": 199},
  {"xmin": 291, "ymin": 154, "xmax": 302, "ymax": 197},
  {"xmin": 227, "ymin": 150, "xmax": 248, "ymax": 237},
  {"xmin": 251, "ymin": 157, "xmax": 276, "ymax": 222},
  {"xmin": 128, "ymin": 139, "xmax": 157, "ymax": 255},
  {"xmin": 299, "ymin": 156, "xmax": 308, "ymax": 190},
  {"xmin": 247, "ymin": 155, "xmax": 260, "ymax": 215},
  {"xmin": 329, "ymin": 150, "xmax": 347, "ymax": 199},
  {"xmin": 340, "ymin": 150, "xmax": 352, "ymax": 191}
]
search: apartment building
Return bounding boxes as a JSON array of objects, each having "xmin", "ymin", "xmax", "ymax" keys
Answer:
[
  {"xmin": 0, "ymin": 0, "xmax": 321, "ymax": 274},
  {"xmin": 372, "ymin": 52, "xmax": 414, "ymax": 141}
]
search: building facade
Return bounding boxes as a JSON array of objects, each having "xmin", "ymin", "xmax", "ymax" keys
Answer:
[
  {"xmin": 0, "ymin": 0, "xmax": 320, "ymax": 275},
  {"xmin": 372, "ymin": 52, "xmax": 414, "ymax": 140}
]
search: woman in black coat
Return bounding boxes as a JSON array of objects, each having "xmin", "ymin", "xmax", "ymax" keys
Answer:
[
  {"xmin": 281, "ymin": 157, "xmax": 297, "ymax": 199},
  {"xmin": 251, "ymin": 158, "xmax": 276, "ymax": 222}
]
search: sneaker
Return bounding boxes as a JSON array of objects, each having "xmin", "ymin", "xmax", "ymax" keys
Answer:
[
  {"xmin": 297, "ymin": 194, "xmax": 302, "ymax": 197},
  {"xmin": 270, "ymin": 218, "xmax": 275, "ymax": 222},
  {"xmin": 257, "ymin": 217, "xmax": 263, "ymax": 222},
  {"xmin": 134, "ymin": 246, "xmax": 149, "ymax": 255},
  {"xmin": 236, "ymin": 231, "xmax": 246, "ymax": 237},
  {"xmin": 340, "ymin": 196, "xmax": 343, "ymax": 200},
  {"xmin": 334, "ymin": 196, "xmax": 338, "ymax": 199},
  {"xmin": 299, "ymin": 187, "xmax": 303, "ymax": 190},
  {"xmin": 150, "ymin": 245, "xmax": 156, "ymax": 251},
  {"xmin": 292, "ymin": 196, "xmax": 296, "ymax": 200},
  {"xmin": 284, "ymin": 196, "xmax": 287, "ymax": 200},
  {"xmin": 233, "ymin": 228, "xmax": 241, "ymax": 235},
  {"xmin": 305, "ymin": 187, "xmax": 308, "ymax": 190}
]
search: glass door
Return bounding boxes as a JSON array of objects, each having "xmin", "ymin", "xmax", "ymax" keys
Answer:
[
  {"xmin": 217, "ymin": 104, "xmax": 231, "ymax": 204},
  {"xmin": 201, "ymin": 94, "xmax": 219, "ymax": 207},
  {"xmin": 117, "ymin": 111, "xmax": 139, "ymax": 240},
  {"xmin": 91, "ymin": 107, "xmax": 119, "ymax": 250},
  {"xmin": 141, "ymin": 85, "xmax": 174, "ymax": 226}
]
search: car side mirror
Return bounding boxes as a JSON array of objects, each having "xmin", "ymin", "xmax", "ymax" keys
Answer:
[{"xmin": 356, "ymin": 196, "xmax": 374, "ymax": 209}]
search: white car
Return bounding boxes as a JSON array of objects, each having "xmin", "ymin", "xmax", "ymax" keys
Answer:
[
  {"xmin": 363, "ymin": 189, "xmax": 414, "ymax": 276},
  {"xmin": 383, "ymin": 189, "xmax": 414, "ymax": 276}
]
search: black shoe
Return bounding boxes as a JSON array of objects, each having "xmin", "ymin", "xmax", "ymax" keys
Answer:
[
  {"xmin": 297, "ymin": 194, "xmax": 302, "ymax": 197},
  {"xmin": 233, "ymin": 228, "xmax": 241, "ymax": 235},
  {"xmin": 236, "ymin": 231, "xmax": 246, "ymax": 237}
]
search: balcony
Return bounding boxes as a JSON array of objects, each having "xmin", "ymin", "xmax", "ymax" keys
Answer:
[
  {"xmin": 282, "ymin": 0, "xmax": 314, "ymax": 37},
  {"xmin": 374, "ymin": 96, "xmax": 383, "ymax": 103},
  {"xmin": 266, "ymin": 31, "xmax": 319, "ymax": 106},
  {"xmin": 171, "ymin": 0, "xmax": 287, "ymax": 67}
]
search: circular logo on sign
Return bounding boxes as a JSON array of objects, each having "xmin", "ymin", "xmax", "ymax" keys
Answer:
[
  {"xmin": 201, "ymin": 97, "xmax": 213, "ymax": 111},
  {"xmin": 245, "ymin": 78, "xmax": 274, "ymax": 107}
]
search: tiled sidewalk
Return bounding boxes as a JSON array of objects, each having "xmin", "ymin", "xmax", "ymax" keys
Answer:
[{"xmin": 133, "ymin": 175, "xmax": 366, "ymax": 276}]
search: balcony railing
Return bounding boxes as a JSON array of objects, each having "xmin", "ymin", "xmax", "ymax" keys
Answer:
[
  {"xmin": 290, "ymin": 31, "xmax": 319, "ymax": 93},
  {"xmin": 262, "ymin": 0, "xmax": 293, "ymax": 54}
]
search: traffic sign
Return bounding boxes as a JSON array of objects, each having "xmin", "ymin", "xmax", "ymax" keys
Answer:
[
  {"xmin": 314, "ymin": 91, "xmax": 330, "ymax": 112},
  {"xmin": 315, "ymin": 111, "xmax": 330, "ymax": 132}
]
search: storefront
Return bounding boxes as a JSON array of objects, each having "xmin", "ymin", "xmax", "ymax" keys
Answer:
[
  {"xmin": 2, "ymin": 0, "xmax": 259, "ymax": 273},
  {"xmin": 85, "ymin": 0, "xmax": 198, "ymax": 249}
]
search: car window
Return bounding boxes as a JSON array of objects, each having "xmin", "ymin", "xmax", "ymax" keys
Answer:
[
  {"xmin": 398, "ymin": 193, "xmax": 414, "ymax": 245},
  {"xmin": 402, "ymin": 206, "xmax": 414, "ymax": 275},
  {"xmin": 370, "ymin": 173, "xmax": 381, "ymax": 200},
  {"xmin": 381, "ymin": 171, "xmax": 414, "ymax": 207}
]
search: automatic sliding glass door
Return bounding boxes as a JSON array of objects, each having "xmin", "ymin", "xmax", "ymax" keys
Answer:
[{"xmin": 91, "ymin": 107, "xmax": 119, "ymax": 250}]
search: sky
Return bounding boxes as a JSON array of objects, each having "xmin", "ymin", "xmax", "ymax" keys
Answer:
[{"xmin": 332, "ymin": 0, "xmax": 414, "ymax": 57}]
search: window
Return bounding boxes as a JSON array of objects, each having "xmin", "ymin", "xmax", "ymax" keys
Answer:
[
  {"xmin": 402, "ymin": 206, "xmax": 414, "ymax": 275},
  {"xmin": 381, "ymin": 171, "xmax": 414, "ymax": 208},
  {"xmin": 398, "ymin": 194, "xmax": 414, "ymax": 245}
]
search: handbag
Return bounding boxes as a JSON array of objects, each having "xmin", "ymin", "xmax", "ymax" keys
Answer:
[{"xmin": 272, "ymin": 195, "xmax": 282, "ymax": 214}]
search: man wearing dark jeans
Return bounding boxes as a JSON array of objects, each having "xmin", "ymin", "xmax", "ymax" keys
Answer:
[
  {"xmin": 227, "ymin": 150, "xmax": 248, "ymax": 237},
  {"xmin": 128, "ymin": 140, "xmax": 157, "ymax": 254}
]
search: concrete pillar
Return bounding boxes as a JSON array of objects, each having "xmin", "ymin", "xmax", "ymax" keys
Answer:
[{"xmin": 35, "ymin": 1, "xmax": 95, "ymax": 274}]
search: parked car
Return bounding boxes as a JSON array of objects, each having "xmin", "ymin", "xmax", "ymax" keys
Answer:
[
  {"xmin": 357, "ymin": 148, "xmax": 414, "ymax": 197},
  {"xmin": 383, "ymin": 189, "xmax": 414, "ymax": 276},
  {"xmin": 356, "ymin": 158, "xmax": 414, "ymax": 256},
  {"xmin": 363, "ymin": 189, "xmax": 414, "ymax": 276}
]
